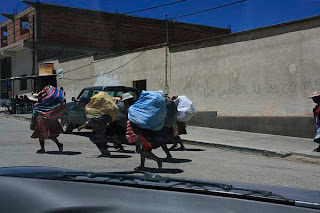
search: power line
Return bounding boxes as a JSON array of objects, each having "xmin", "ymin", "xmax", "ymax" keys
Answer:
[
  {"xmin": 171, "ymin": 0, "xmax": 247, "ymax": 20},
  {"xmin": 62, "ymin": 51, "xmax": 146, "ymax": 81},
  {"xmin": 123, "ymin": 0, "xmax": 187, "ymax": 15}
]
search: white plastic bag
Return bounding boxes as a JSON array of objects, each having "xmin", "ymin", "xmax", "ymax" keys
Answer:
[{"xmin": 174, "ymin": 96, "xmax": 196, "ymax": 122}]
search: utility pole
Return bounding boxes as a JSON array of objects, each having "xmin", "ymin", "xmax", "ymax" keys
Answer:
[{"xmin": 164, "ymin": 14, "xmax": 169, "ymax": 95}]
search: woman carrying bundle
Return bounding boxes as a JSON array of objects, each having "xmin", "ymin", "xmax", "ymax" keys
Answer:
[
  {"xmin": 30, "ymin": 85, "xmax": 66, "ymax": 154},
  {"xmin": 126, "ymin": 91, "xmax": 167, "ymax": 170}
]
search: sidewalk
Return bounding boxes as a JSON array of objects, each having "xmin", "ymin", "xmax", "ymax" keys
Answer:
[
  {"xmin": 2, "ymin": 113, "xmax": 320, "ymax": 159},
  {"xmin": 181, "ymin": 126, "xmax": 320, "ymax": 159}
]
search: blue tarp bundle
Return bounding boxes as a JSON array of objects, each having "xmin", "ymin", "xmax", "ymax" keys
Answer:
[{"xmin": 128, "ymin": 91, "xmax": 166, "ymax": 131}]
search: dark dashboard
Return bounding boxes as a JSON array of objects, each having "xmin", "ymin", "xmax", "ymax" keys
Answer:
[{"xmin": 0, "ymin": 176, "xmax": 318, "ymax": 213}]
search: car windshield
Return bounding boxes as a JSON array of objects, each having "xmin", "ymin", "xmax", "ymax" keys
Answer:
[{"xmin": 1, "ymin": 0, "xmax": 320, "ymax": 206}]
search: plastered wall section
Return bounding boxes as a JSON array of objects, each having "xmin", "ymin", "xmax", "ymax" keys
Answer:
[
  {"xmin": 54, "ymin": 56, "xmax": 94, "ymax": 102},
  {"xmin": 55, "ymin": 47, "xmax": 166, "ymax": 101},
  {"xmin": 56, "ymin": 24, "xmax": 320, "ymax": 117},
  {"xmin": 169, "ymin": 27, "xmax": 320, "ymax": 116}
]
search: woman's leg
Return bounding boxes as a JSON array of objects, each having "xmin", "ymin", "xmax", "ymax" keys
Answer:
[
  {"xmin": 139, "ymin": 152, "xmax": 146, "ymax": 168},
  {"xmin": 94, "ymin": 124, "xmax": 110, "ymax": 156},
  {"xmin": 161, "ymin": 143, "xmax": 172, "ymax": 158},
  {"xmin": 114, "ymin": 135, "xmax": 124, "ymax": 151},
  {"xmin": 143, "ymin": 151, "xmax": 162, "ymax": 169},
  {"xmin": 37, "ymin": 137, "xmax": 45, "ymax": 153},
  {"xmin": 51, "ymin": 137, "xmax": 63, "ymax": 152},
  {"xmin": 169, "ymin": 140, "xmax": 178, "ymax": 150},
  {"xmin": 175, "ymin": 136, "xmax": 185, "ymax": 150},
  {"xmin": 161, "ymin": 128, "xmax": 172, "ymax": 158}
]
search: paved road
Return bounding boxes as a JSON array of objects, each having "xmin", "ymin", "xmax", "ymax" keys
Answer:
[{"xmin": 1, "ymin": 116, "xmax": 320, "ymax": 191}]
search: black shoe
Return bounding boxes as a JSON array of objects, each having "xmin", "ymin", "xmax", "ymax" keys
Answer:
[
  {"xmin": 57, "ymin": 143, "xmax": 63, "ymax": 152},
  {"xmin": 176, "ymin": 146, "xmax": 185, "ymax": 151},
  {"xmin": 169, "ymin": 144, "xmax": 178, "ymax": 151},
  {"xmin": 36, "ymin": 149, "xmax": 45, "ymax": 154},
  {"xmin": 134, "ymin": 166, "xmax": 144, "ymax": 171},
  {"xmin": 313, "ymin": 148, "xmax": 320, "ymax": 152},
  {"xmin": 115, "ymin": 144, "xmax": 124, "ymax": 151},
  {"xmin": 98, "ymin": 152, "xmax": 111, "ymax": 157}
]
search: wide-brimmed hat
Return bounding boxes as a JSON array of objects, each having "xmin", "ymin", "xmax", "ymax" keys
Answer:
[
  {"xmin": 121, "ymin": 93, "xmax": 134, "ymax": 101},
  {"xmin": 309, "ymin": 91, "xmax": 320, "ymax": 99},
  {"xmin": 28, "ymin": 93, "xmax": 38, "ymax": 102}
]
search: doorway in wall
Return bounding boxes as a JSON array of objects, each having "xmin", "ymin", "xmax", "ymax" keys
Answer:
[{"xmin": 133, "ymin": 79, "xmax": 146, "ymax": 93}]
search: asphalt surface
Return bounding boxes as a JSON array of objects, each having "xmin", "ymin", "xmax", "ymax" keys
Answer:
[{"xmin": 1, "ymin": 116, "xmax": 320, "ymax": 191}]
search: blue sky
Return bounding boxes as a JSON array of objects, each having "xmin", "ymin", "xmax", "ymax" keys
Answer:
[{"xmin": 0, "ymin": 0, "xmax": 320, "ymax": 32}]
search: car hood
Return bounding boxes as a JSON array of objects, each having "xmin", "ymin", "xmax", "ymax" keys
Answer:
[
  {"xmin": 0, "ymin": 166, "xmax": 319, "ymax": 205},
  {"xmin": 0, "ymin": 166, "xmax": 79, "ymax": 176}
]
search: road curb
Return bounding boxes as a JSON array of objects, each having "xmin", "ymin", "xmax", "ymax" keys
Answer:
[
  {"xmin": 1, "ymin": 114, "xmax": 31, "ymax": 121},
  {"xmin": 182, "ymin": 139, "xmax": 290, "ymax": 158},
  {"xmin": 183, "ymin": 139, "xmax": 320, "ymax": 160},
  {"xmin": 289, "ymin": 152, "xmax": 320, "ymax": 160}
]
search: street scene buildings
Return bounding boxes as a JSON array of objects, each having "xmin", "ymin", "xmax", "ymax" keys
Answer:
[
  {"xmin": 0, "ymin": 1, "xmax": 230, "ymax": 98},
  {"xmin": 1, "ymin": 1, "xmax": 320, "ymax": 202}
]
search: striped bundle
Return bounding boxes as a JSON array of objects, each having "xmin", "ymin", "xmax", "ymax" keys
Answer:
[
  {"xmin": 33, "ymin": 85, "xmax": 66, "ymax": 119},
  {"xmin": 126, "ymin": 120, "xmax": 138, "ymax": 143}
]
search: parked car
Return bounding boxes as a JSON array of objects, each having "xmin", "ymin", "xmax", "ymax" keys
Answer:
[{"xmin": 60, "ymin": 86, "xmax": 140, "ymax": 133}]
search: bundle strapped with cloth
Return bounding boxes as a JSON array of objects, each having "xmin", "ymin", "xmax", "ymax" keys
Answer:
[
  {"xmin": 33, "ymin": 85, "xmax": 66, "ymax": 120},
  {"xmin": 85, "ymin": 91, "xmax": 119, "ymax": 122},
  {"xmin": 128, "ymin": 91, "xmax": 166, "ymax": 131}
]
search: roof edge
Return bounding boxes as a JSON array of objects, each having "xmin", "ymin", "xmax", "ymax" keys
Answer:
[
  {"xmin": 21, "ymin": 0, "xmax": 229, "ymax": 31},
  {"xmin": 170, "ymin": 14, "xmax": 320, "ymax": 49}
]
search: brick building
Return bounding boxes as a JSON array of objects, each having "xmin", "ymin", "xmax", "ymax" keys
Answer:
[{"xmin": 0, "ymin": 1, "xmax": 231, "ymax": 98}]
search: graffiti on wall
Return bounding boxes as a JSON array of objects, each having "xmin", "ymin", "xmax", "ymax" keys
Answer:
[{"xmin": 171, "ymin": 78, "xmax": 320, "ymax": 97}]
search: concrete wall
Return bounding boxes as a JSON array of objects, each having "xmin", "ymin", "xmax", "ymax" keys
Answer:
[
  {"xmin": 55, "ymin": 16, "xmax": 320, "ymax": 138},
  {"xmin": 55, "ymin": 47, "xmax": 167, "ymax": 102},
  {"xmin": 12, "ymin": 79, "xmax": 33, "ymax": 96},
  {"xmin": 53, "ymin": 56, "xmax": 94, "ymax": 102},
  {"xmin": 12, "ymin": 49, "xmax": 33, "ymax": 95},
  {"xmin": 169, "ymin": 26, "xmax": 320, "ymax": 117}
]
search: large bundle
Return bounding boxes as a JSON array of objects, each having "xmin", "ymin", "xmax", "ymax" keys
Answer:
[
  {"xmin": 174, "ymin": 96, "xmax": 196, "ymax": 122},
  {"xmin": 128, "ymin": 91, "xmax": 166, "ymax": 131},
  {"xmin": 164, "ymin": 97, "xmax": 178, "ymax": 128},
  {"xmin": 33, "ymin": 85, "xmax": 66, "ymax": 119},
  {"xmin": 85, "ymin": 91, "xmax": 119, "ymax": 122}
]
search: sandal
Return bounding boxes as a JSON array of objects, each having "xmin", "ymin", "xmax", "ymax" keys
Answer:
[
  {"xmin": 115, "ymin": 144, "xmax": 124, "ymax": 151},
  {"xmin": 134, "ymin": 166, "xmax": 144, "ymax": 171},
  {"xmin": 313, "ymin": 148, "xmax": 320, "ymax": 152},
  {"xmin": 98, "ymin": 152, "xmax": 111, "ymax": 157},
  {"xmin": 36, "ymin": 149, "xmax": 45, "ymax": 154}
]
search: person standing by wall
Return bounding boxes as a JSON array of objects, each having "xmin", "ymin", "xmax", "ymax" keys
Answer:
[{"xmin": 310, "ymin": 91, "xmax": 320, "ymax": 152}]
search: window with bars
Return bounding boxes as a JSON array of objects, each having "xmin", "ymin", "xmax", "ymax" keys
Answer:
[
  {"xmin": 20, "ymin": 16, "xmax": 30, "ymax": 35},
  {"xmin": 1, "ymin": 26, "xmax": 8, "ymax": 47}
]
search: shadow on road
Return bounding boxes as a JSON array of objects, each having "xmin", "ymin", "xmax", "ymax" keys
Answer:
[
  {"xmin": 97, "ymin": 154, "xmax": 132, "ymax": 159},
  {"xmin": 162, "ymin": 158, "xmax": 192, "ymax": 163},
  {"xmin": 110, "ymin": 150, "xmax": 136, "ymax": 154},
  {"xmin": 170, "ymin": 148, "xmax": 206, "ymax": 152},
  {"xmin": 45, "ymin": 151, "xmax": 82, "ymax": 155},
  {"xmin": 135, "ymin": 167, "xmax": 184, "ymax": 174},
  {"xmin": 72, "ymin": 132, "xmax": 91, "ymax": 137}
]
